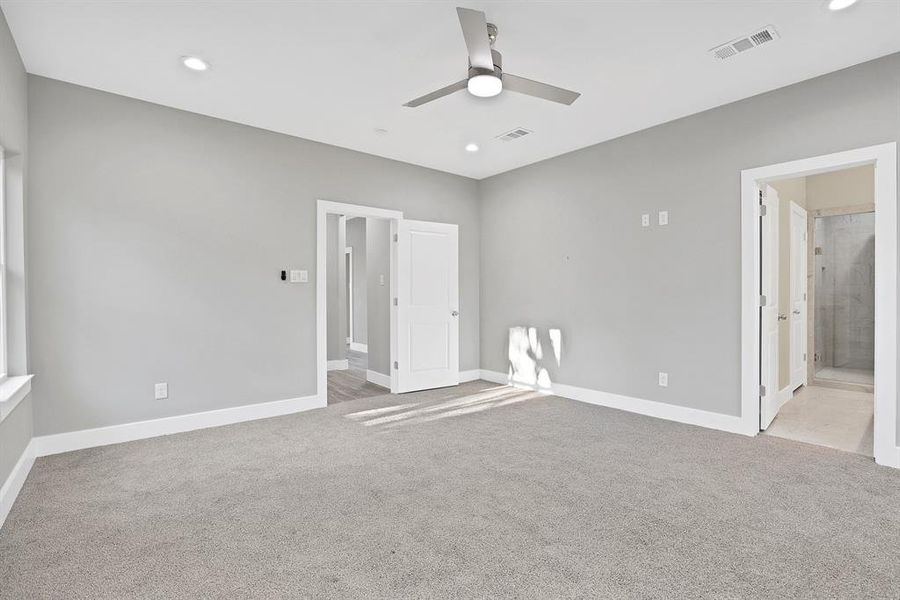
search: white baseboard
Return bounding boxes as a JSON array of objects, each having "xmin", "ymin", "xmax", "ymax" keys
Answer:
[
  {"xmin": 479, "ymin": 370, "xmax": 751, "ymax": 436},
  {"xmin": 0, "ymin": 440, "xmax": 35, "ymax": 530},
  {"xmin": 327, "ymin": 360, "xmax": 349, "ymax": 371},
  {"xmin": 349, "ymin": 342, "xmax": 368, "ymax": 353},
  {"xmin": 876, "ymin": 444, "xmax": 900, "ymax": 468},
  {"xmin": 32, "ymin": 394, "xmax": 324, "ymax": 457},
  {"xmin": 478, "ymin": 370, "xmax": 509, "ymax": 385},
  {"xmin": 366, "ymin": 370, "xmax": 391, "ymax": 389},
  {"xmin": 459, "ymin": 369, "xmax": 481, "ymax": 383}
]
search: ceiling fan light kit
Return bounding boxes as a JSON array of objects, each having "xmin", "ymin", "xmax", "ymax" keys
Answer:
[
  {"xmin": 404, "ymin": 7, "xmax": 580, "ymax": 108},
  {"xmin": 467, "ymin": 73, "xmax": 502, "ymax": 97}
]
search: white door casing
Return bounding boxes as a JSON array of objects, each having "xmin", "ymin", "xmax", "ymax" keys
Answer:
[
  {"xmin": 740, "ymin": 143, "xmax": 897, "ymax": 466},
  {"xmin": 345, "ymin": 247, "xmax": 353, "ymax": 344},
  {"xmin": 790, "ymin": 202, "xmax": 808, "ymax": 390},
  {"xmin": 760, "ymin": 185, "xmax": 781, "ymax": 430},
  {"xmin": 395, "ymin": 219, "xmax": 459, "ymax": 393}
]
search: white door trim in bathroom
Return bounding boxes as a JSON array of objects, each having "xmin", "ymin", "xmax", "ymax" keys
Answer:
[{"xmin": 789, "ymin": 201, "xmax": 808, "ymax": 391}]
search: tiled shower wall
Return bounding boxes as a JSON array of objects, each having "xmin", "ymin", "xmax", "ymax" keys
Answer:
[{"xmin": 813, "ymin": 212, "xmax": 875, "ymax": 371}]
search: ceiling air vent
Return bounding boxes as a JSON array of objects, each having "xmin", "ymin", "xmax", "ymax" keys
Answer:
[
  {"xmin": 496, "ymin": 127, "xmax": 533, "ymax": 142},
  {"xmin": 709, "ymin": 25, "xmax": 779, "ymax": 61}
]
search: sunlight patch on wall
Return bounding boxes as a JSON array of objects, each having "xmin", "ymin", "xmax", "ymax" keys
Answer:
[{"xmin": 508, "ymin": 326, "xmax": 562, "ymax": 391}]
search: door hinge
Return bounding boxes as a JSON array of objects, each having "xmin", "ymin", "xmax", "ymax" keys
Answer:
[
  {"xmin": 393, "ymin": 361, "xmax": 398, "ymax": 369},
  {"xmin": 393, "ymin": 234, "xmax": 398, "ymax": 242},
  {"xmin": 759, "ymin": 204, "xmax": 767, "ymax": 217},
  {"xmin": 760, "ymin": 294, "xmax": 767, "ymax": 307},
  {"xmin": 759, "ymin": 384, "xmax": 766, "ymax": 397},
  {"xmin": 803, "ymin": 353, "xmax": 807, "ymax": 362},
  {"xmin": 393, "ymin": 297, "xmax": 398, "ymax": 306}
]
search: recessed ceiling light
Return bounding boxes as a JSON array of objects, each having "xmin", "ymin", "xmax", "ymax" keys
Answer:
[
  {"xmin": 182, "ymin": 56, "xmax": 209, "ymax": 71},
  {"xmin": 828, "ymin": 0, "xmax": 858, "ymax": 10},
  {"xmin": 467, "ymin": 74, "xmax": 502, "ymax": 98},
  {"xmin": 465, "ymin": 143, "xmax": 479, "ymax": 153}
]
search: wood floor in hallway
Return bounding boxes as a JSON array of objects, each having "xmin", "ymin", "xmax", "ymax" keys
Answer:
[{"xmin": 327, "ymin": 349, "xmax": 388, "ymax": 404}]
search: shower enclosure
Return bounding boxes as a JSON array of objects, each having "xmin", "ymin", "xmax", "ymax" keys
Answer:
[{"xmin": 812, "ymin": 211, "xmax": 875, "ymax": 386}]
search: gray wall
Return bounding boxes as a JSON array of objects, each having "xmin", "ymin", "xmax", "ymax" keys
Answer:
[
  {"xmin": 326, "ymin": 214, "xmax": 347, "ymax": 362},
  {"xmin": 27, "ymin": 75, "xmax": 480, "ymax": 436},
  {"xmin": 346, "ymin": 217, "xmax": 367, "ymax": 345},
  {"xmin": 0, "ymin": 7, "xmax": 31, "ymax": 489},
  {"xmin": 479, "ymin": 53, "xmax": 900, "ymax": 421},
  {"xmin": 366, "ymin": 218, "xmax": 390, "ymax": 376}
]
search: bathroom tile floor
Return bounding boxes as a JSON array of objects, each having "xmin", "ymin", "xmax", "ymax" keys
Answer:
[
  {"xmin": 815, "ymin": 366, "xmax": 874, "ymax": 386},
  {"xmin": 764, "ymin": 385, "xmax": 873, "ymax": 457}
]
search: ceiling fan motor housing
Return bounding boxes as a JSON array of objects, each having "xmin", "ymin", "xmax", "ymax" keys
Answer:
[{"xmin": 468, "ymin": 48, "xmax": 503, "ymax": 81}]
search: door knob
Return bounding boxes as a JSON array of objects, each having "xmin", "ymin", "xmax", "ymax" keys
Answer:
[
  {"xmin": 778, "ymin": 314, "xmax": 788, "ymax": 321},
  {"xmin": 793, "ymin": 309, "xmax": 801, "ymax": 315},
  {"xmin": 451, "ymin": 310, "xmax": 459, "ymax": 317}
]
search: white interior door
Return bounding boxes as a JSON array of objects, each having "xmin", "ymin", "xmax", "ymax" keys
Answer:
[
  {"xmin": 790, "ymin": 202, "xmax": 808, "ymax": 390},
  {"xmin": 760, "ymin": 185, "xmax": 781, "ymax": 430},
  {"xmin": 395, "ymin": 219, "xmax": 459, "ymax": 393}
]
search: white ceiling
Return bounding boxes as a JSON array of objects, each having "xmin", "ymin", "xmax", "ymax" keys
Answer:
[{"xmin": 3, "ymin": 1, "xmax": 900, "ymax": 179}]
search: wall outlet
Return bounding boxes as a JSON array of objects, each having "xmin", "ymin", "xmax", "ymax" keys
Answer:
[
  {"xmin": 658, "ymin": 372, "xmax": 668, "ymax": 387},
  {"xmin": 641, "ymin": 214, "xmax": 650, "ymax": 227},
  {"xmin": 154, "ymin": 382, "xmax": 168, "ymax": 400},
  {"xmin": 658, "ymin": 211, "xmax": 669, "ymax": 226}
]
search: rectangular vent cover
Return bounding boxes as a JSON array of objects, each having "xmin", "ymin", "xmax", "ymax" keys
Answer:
[
  {"xmin": 496, "ymin": 127, "xmax": 533, "ymax": 142},
  {"xmin": 710, "ymin": 25, "xmax": 779, "ymax": 60}
]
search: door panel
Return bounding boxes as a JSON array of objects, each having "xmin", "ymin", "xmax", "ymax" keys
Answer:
[
  {"xmin": 396, "ymin": 220, "xmax": 459, "ymax": 392},
  {"xmin": 790, "ymin": 203, "xmax": 809, "ymax": 389},
  {"xmin": 760, "ymin": 185, "xmax": 781, "ymax": 430}
]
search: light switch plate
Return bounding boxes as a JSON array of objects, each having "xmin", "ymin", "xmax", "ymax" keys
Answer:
[
  {"xmin": 289, "ymin": 269, "xmax": 306, "ymax": 283},
  {"xmin": 379, "ymin": 274, "xmax": 385, "ymax": 286},
  {"xmin": 658, "ymin": 372, "xmax": 668, "ymax": 387},
  {"xmin": 641, "ymin": 214, "xmax": 650, "ymax": 227},
  {"xmin": 154, "ymin": 382, "xmax": 168, "ymax": 400},
  {"xmin": 658, "ymin": 211, "xmax": 669, "ymax": 226},
  {"xmin": 298, "ymin": 270, "xmax": 308, "ymax": 283}
]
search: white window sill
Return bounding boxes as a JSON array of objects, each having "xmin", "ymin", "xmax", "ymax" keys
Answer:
[{"xmin": 0, "ymin": 375, "xmax": 33, "ymax": 424}]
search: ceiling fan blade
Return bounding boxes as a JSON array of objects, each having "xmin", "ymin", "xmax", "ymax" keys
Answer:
[
  {"xmin": 456, "ymin": 7, "xmax": 494, "ymax": 71},
  {"xmin": 503, "ymin": 74, "xmax": 581, "ymax": 105},
  {"xmin": 403, "ymin": 79, "xmax": 468, "ymax": 107}
]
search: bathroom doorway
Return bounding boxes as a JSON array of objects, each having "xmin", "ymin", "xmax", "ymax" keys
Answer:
[
  {"xmin": 750, "ymin": 159, "xmax": 887, "ymax": 458},
  {"xmin": 811, "ymin": 208, "xmax": 874, "ymax": 390}
]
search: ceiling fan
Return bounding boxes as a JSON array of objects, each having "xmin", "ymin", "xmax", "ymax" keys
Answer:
[{"xmin": 403, "ymin": 7, "xmax": 581, "ymax": 108}]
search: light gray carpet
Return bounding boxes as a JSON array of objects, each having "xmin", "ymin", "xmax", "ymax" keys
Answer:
[{"xmin": 2, "ymin": 380, "xmax": 899, "ymax": 599}]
